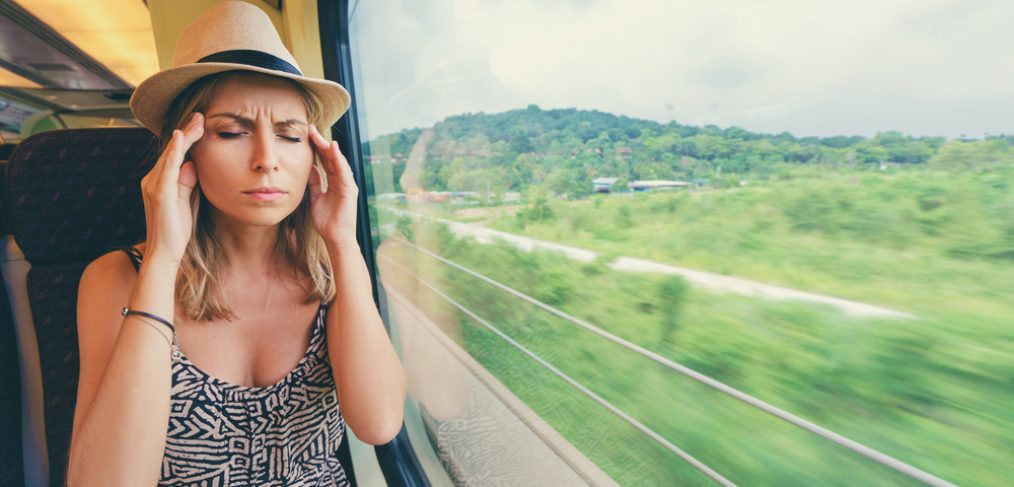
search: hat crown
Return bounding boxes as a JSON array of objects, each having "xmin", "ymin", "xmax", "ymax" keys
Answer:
[
  {"xmin": 130, "ymin": 0, "xmax": 349, "ymax": 135},
  {"xmin": 171, "ymin": 1, "xmax": 300, "ymax": 71}
]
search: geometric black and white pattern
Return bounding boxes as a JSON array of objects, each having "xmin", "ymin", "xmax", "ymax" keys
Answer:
[{"xmin": 159, "ymin": 305, "xmax": 349, "ymax": 486}]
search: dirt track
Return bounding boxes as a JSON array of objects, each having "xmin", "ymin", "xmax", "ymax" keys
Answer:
[{"xmin": 381, "ymin": 207, "xmax": 914, "ymax": 319}]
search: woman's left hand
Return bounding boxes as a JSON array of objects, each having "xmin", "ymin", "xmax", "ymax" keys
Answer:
[{"xmin": 308, "ymin": 124, "xmax": 359, "ymax": 247}]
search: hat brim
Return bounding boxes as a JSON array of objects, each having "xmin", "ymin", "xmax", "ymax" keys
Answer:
[{"xmin": 129, "ymin": 62, "xmax": 351, "ymax": 135}]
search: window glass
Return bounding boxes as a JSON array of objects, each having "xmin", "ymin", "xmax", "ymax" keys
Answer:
[
  {"xmin": 0, "ymin": 97, "xmax": 43, "ymax": 142},
  {"xmin": 349, "ymin": 1, "xmax": 1013, "ymax": 485},
  {"xmin": 57, "ymin": 114, "xmax": 139, "ymax": 129}
]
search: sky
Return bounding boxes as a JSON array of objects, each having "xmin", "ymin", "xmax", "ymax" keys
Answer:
[{"xmin": 349, "ymin": 0, "xmax": 1014, "ymax": 140}]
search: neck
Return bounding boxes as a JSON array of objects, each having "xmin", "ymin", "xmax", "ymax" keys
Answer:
[{"xmin": 209, "ymin": 211, "xmax": 285, "ymax": 278}]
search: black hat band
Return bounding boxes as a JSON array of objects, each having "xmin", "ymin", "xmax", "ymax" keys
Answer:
[{"xmin": 197, "ymin": 49, "xmax": 302, "ymax": 76}]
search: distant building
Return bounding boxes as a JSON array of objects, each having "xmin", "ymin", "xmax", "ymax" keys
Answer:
[
  {"xmin": 629, "ymin": 180, "xmax": 691, "ymax": 192},
  {"xmin": 593, "ymin": 177, "xmax": 690, "ymax": 193},
  {"xmin": 593, "ymin": 177, "xmax": 619, "ymax": 192},
  {"xmin": 502, "ymin": 192, "xmax": 522, "ymax": 203}
]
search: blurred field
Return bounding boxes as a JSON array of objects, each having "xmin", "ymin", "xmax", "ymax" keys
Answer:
[{"xmin": 372, "ymin": 164, "xmax": 1013, "ymax": 486}]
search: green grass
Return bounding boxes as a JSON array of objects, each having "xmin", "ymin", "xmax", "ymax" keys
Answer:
[
  {"xmin": 486, "ymin": 166, "xmax": 1014, "ymax": 319},
  {"xmin": 373, "ymin": 164, "xmax": 1013, "ymax": 485}
]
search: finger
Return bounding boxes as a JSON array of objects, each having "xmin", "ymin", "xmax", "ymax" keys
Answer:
[
  {"xmin": 317, "ymin": 139, "xmax": 344, "ymax": 179},
  {"xmin": 146, "ymin": 129, "xmax": 181, "ymax": 195},
  {"xmin": 309, "ymin": 126, "xmax": 339, "ymax": 176},
  {"xmin": 330, "ymin": 141, "xmax": 356, "ymax": 189},
  {"xmin": 328, "ymin": 141, "xmax": 345, "ymax": 178},
  {"xmin": 308, "ymin": 123, "xmax": 329, "ymax": 151},
  {"xmin": 163, "ymin": 114, "xmax": 204, "ymax": 189},
  {"xmin": 308, "ymin": 126, "xmax": 354, "ymax": 193},
  {"xmin": 178, "ymin": 112, "xmax": 205, "ymax": 157},
  {"xmin": 165, "ymin": 114, "xmax": 202, "ymax": 166},
  {"xmin": 156, "ymin": 130, "xmax": 186, "ymax": 193}
]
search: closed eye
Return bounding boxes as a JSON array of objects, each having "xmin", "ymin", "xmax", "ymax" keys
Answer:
[{"xmin": 217, "ymin": 131, "xmax": 301, "ymax": 143}]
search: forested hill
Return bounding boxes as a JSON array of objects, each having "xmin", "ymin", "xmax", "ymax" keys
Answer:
[{"xmin": 366, "ymin": 105, "xmax": 1014, "ymax": 197}]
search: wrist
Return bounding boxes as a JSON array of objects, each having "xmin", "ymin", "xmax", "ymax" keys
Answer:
[
  {"xmin": 138, "ymin": 250, "xmax": 183, "ymax": 276},
  {"xmin": 142, "ymin": 244, "xmax": 183, "ymax": 264},
  {"xmin": 326, "ymin": 239, "xmax": 360, "ymax": 254}
]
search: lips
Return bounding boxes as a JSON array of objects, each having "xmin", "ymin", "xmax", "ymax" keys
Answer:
[{"xmin": 242, "ymin": 187, "xmax": 287, "ymax": 202}]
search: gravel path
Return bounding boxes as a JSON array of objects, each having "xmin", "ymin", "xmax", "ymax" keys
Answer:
[{"xmin": 381, "ymin": 207, "xmax": 914, "ymax": 319}]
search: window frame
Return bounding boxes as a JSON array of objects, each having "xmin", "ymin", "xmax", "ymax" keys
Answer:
[{"xmin": 316, "ymin": 1, "xmax": 432, "ymax": 485}]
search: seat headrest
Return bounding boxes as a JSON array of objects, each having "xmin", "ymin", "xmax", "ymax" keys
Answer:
[
  {"xmin": 5, "ymin": 128, "xmax": 158, "ymax": 264},
  {"xmin": 0, "ymin": 143, "xmax": 15, "ymax": 161}
]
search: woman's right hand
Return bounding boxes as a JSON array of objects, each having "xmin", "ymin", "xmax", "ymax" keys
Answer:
[{"xmin": 140, "ymin": 112, "xmax": 204, "ymax": 266}]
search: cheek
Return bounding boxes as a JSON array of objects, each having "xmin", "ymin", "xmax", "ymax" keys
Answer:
[
  {"xmin": 190, "ymin": 141, "xmax": 218, "ymax": 176},
  {"xmin": 284, "ymin": 143, "xmax": 315, "ymax": 166},
  {"xmin": 190, "ymin": 140, "xmax": 243, "ymax": 187},
  {"xmin": 287, "ymin": 161, "xmax": 313, "ymax": 202},
  {"xmin": 283, "ymin": 145, "xmax": 315, "ymax": 178},
  {"xmin": 192, "ymin": 158, "xmax": 228, "ymax": 190}
]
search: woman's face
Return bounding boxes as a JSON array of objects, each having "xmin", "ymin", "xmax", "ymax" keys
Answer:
[{"xmin": 189, "ymin": 72, "xmax": 314, "ymax": 228}]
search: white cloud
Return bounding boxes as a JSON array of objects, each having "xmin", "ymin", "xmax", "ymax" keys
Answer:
[{"xmin": 350, "ymin": 0, "xmax": 1014, "ymax": 139}]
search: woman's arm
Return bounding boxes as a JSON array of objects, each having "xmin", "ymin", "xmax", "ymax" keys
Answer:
[
  {"xmin": 306, "ymin": 124, "xmax": 406, "ymax": 444},
  {"xmin": 326, "ymin": 241, "xmax": 407, "ymax": 445},
  {"xmin": 67, "ymin": 251, "xmax": 178, "ymax": 485},
  {"xmin": 68, "ymin": 115, "xmax": 204, "ymax": 485}
]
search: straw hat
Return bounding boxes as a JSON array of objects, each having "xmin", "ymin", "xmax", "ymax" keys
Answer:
[{"xmin": 129, "ymin": 1, "xmax": 350, "ymax": 134}]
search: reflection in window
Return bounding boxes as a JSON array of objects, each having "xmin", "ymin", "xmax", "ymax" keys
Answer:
[{"xmin": 350, "ymin": 1, "xmax": 1013, "ymax": 485}]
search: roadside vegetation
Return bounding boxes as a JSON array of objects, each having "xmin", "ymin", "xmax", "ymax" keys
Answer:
[
  {"xmin": 368, "ymin": 108, "xmax": 1013, "ymax": 486},
  {"xmin": 378, "ymin": 212, "xmax": 1011, "ymax": 485}
]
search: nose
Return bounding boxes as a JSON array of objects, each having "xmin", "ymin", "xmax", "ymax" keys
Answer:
[{"xmin": 250, "ymin": 128, "xmax": 280, "ymax": 172}]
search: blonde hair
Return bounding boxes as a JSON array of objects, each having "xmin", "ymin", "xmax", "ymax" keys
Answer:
[{"xmin": 158, "ymin": 71, "xmax": 336, "ymax": 321}]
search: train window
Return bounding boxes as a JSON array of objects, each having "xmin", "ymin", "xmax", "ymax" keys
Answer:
[
  {"xmin": 349, "ymin": 0, "xmax": 1012, "ymax": 485},
  {"xmin": 0, "ymin": 98, "xmax": 41, "ymax": 143}
]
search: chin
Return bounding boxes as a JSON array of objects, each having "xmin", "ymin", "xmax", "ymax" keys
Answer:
[
  {"xmin": 206, "ymin": 200, "xmax": 300, "ymax": 229},
  {"xmin": 239, "ymin": 206, "xmax": 299, "ymax": 227}
]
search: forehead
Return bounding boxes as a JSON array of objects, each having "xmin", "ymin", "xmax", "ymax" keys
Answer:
[{"xmin": 205, "ymin": 72, "xmax": 308, "ymax": 120}]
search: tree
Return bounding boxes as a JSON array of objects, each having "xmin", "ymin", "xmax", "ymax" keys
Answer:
[
  {"xmin": 516, "ymin": 186, "xmax": 555, "ymax": 226},
  {"xmin": 927, "ymin": 140, "xmax": 1014, "ymax": 171},
  {"xmin": 508, "ymin": 126, "xmax": 534, "ymax": 154}
]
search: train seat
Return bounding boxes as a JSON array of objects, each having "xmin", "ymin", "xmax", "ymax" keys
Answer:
[{"xmin": 3, "ymin": 128, "xmax": 156, "ymax": 486}]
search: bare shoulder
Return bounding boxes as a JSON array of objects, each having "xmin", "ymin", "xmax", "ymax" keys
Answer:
[
  {"xmin": 77, "ymin": 247, "xmax": 142, "ymax": 336},
  {"xmin": 73, "ymin": 246, "xmax": 144, "ymax": 443},
  {"xmin": 77, "ymin": 244, "xmax": 150, "ymax": 345},
  {"xmin": 79, "ymin": 247, "xmax": 141, "ymax": 297}
]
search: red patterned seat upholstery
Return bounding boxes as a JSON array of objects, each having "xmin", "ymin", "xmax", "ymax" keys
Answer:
[{"xmin": 3, "ymin": 128, "xmax": 156, "ymax": 486}]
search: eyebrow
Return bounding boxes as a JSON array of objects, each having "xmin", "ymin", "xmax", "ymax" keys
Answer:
[{"xmin": 206, "ymin": 113, "xmax": 307, "ymax": 129}]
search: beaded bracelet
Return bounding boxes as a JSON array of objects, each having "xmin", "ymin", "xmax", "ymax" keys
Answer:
[{"xmin": 122, "ymin": 307, "xmax": 181, "ymax": 364}]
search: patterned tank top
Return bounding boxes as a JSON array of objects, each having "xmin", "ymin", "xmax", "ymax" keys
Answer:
[{"xmin": 121, "ymin": 247, "xmax": 350, "ymax": 486}]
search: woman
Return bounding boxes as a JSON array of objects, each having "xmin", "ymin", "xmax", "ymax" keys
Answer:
[{"xmin": 66, "ymin": 2, "xmax": 405, "ymax": 485}]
